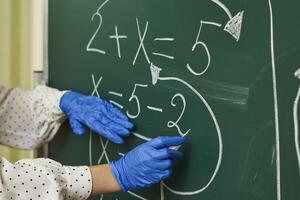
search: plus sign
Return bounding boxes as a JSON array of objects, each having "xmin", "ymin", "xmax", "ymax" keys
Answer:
[{"xmin": 109, "ymin": 25, "xmax": 128, "ymax": 58}]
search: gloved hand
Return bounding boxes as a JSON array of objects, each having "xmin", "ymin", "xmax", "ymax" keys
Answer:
[
  {"xmin": 59, "ymin": 91, "xmax": 134, "ymax": 144},
  {"xmin": 110, "ymin": 136, "xmax": 185, "ymax": 191}
]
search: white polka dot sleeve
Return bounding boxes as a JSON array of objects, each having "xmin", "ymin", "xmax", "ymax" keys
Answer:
[
  {"xmin": 0, "ymin": 85, "xmax": 66, "ymax": 149},
  {"xmin": 0, "ymin": 157, "xmax": 92, "ymax": 200}
]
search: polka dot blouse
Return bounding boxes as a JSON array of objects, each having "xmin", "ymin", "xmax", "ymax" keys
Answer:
[{"xmin": 0, "ymin": 86, "xmax": 92, "ymax": 199}]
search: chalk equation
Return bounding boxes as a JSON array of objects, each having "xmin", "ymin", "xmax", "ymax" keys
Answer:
[
  {"xmin": 89, "ymin": 68, "xmax": 223, "ymax": 199},
  {"xmin": 81, "ymin": 0, "xmax": 295, "ymax": 199},
  {"xmin": 86, "ymin": 0, "xmax": 244, "ymax": 76},
  {"xmin": 84, "ymin": 0, "xmax": 245, "ymax": 199}
]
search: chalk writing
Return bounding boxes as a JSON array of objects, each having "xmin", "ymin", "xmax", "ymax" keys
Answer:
[
  {"xmin": 294, "ymin": 69, "xmax": 300, "ymax": 174},
  {"xmin": 167, "ymin": 93, "xmax": 191, "ymax": 137},
  {"xmin": 84, "ymin": 0, "xmax": 248, "ymax": 199},
  {"xmin": 186, "ymin": 20, "xmax": 221, "ymax": 76},
  {"xmin": 127, "ymin": 84, "xmax": 149, "ymax": 119},
  {"xmin": 210, "ymin": 0, "xmax": 244, "ymax": 41},
  {"xmin": 86, "ymin": 0, "xmax": 109, "ymax": 54},
  {"xmin": 150, "ymin": 63, "xmax": 223, "ymax": 195},
  {"xmin": 109, "ymin": 25, "xmax": 128, "ymax": 58}
]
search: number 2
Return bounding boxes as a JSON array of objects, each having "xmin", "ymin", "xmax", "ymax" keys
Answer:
[
  {"xmin": 86, "ymin": 0, "xmax": 110, "ymax": 54},
  {"xmin": 167, "ymin": 93, "xmax": 191, "ymax": 136}
]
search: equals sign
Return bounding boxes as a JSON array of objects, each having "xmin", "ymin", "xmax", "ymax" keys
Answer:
[{"xmin": 108, "ymin": 91, "xmax": 124, "ymax": 109}]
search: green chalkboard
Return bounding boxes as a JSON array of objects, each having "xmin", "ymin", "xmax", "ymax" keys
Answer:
[{"xmin": 48, "ymin": 0, "xmax": 300, "ymax": 199}]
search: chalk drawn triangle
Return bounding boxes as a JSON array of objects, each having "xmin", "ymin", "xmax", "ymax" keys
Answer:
[
  {"xmin": 224, "ymin": 11, "xmax": 244, "ymax": 42},
  {"xmin": 150, "ymin": 63, "xmax": 162, "ymax": 85},
  {"xmin": 295, "ymin": 68, "xmax": 300, "ymax": 79}
]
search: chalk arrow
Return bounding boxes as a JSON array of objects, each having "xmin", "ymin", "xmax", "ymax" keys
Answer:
[
  {"xmin": 295, "ymin": 68, "xmax": 300, "ymax": 79},
  {"xmin": 211, "ymin": 0, "xmax": 244, "ymax": 41},
  {"xmin": 224, "ymin": 11, "xmax": 244, "ymax": 41},
  {"xmin": 150, "ymin": 63, "xmax": 223, "ymax": 195},
  {"xmin": 150, "ymin": 63, "xmax": 161, "ymax": 85},
  {"xmin": 294, "ymin": 68, "xmax": 300, "ymax": 175}
]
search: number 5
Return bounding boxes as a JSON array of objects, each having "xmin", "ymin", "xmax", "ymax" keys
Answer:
[
  {"xmin": 126, "ymin": 84, "xmax": 148, "ymax": 119},
  {"xmin": 186, "ymin": 20, "xmax": 221, "ymax": 76}
]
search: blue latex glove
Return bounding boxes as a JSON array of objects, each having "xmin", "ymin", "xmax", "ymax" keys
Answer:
[
  {"xmin": 110, "ymin": 136, "xmax": 185, "ymax": 192},
  {"xmin": 59, "ymin": 91, "xmax": 134, "ymax": 144}
]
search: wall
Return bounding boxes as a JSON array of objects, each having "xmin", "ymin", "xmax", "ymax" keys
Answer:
[{"xmin": 0, "ymin": 0, "xmax": 45, "ymax": 162}]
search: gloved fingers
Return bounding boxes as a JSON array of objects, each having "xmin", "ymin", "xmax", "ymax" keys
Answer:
[
  {"xmin": 88, "ymin": 110, "xmax": 133, "ymax": 130},
  {"xmin": 106, "ymin": 102, "xmax": 130, "ymax": 121},
  {"xmin": 113, "ymin": 118, "xmax": 134, "ymax": 129},
  {"xmin": 91, "ymin": 111, "xmax": 134, "ymax": 133},
  {"xmin": 153, "ymin": 160, "xmax": 173, "ymax": 171},
  {"xmin": 160, "ymin": 169, "xmax": 173, "ymax": 180},
  {"xmin": 93, "ymin": 109, "xmax": 134, "ymax": 130},
  {"xmin": 166, "ymin": 149, "xmax": 183, "ymax": 159},
  {"xmin": 89, "ymin": 111, "xmax": 132, "ymax": 135},
  {"xmin": 156, "ymin": 148, "xmax": 183, "ymax": 160},
  {"xmin": 101, "ymin": 101, "xmax": 134, "ymax": 127},
  {"xmin": 69, "ymin": 118, "xmax": 85, "ymax": 135},
  {"xmin": 148, "ymin": 136, "xmax": 185, "ymax": 149},
  {"xmin": 89, "ymin": 121, "xmax": 124, "ymax": 144},
  {"xmin": 145, "ymin": 168, "xmax": 169, "ymax": 183},
  {"xmin": 101, "ymin": 100, "xmax": 129, "ymax": 121},
  {"xmin": 83, "ymin": 112, "xmax": 131, "ymax": 141},
  {"xmin": 94, "ymin": 112, "xmax": 113, "ymax": 125},
  {"xmin": 107, "ymin": 123, "xmax": 131, "ymax": 137}
]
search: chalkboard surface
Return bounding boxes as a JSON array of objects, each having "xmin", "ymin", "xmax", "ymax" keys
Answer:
[{"xmin": 48, "ymin": 0, "xmax": 300, "ymax": 199}]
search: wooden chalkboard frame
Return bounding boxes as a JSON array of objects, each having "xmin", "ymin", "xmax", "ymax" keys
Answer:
[{"xmin": 37, "ymin": 0, "xmax": 50, "ymax": 159}]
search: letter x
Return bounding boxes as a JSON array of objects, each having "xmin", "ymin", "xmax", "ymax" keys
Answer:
[
  {"xmin": 91, "ymin": 74, "xmax": 103, "ymax": 97},
  {"xmin": 133, "ymin": 18, "xmax": 151, "ymax": 66},
  {"xmin": 97, "ymin": 137, "xmax": 110, "ymax": 164}
]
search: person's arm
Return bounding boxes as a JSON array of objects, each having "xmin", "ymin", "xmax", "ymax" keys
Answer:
[
  {"xmin": 0, "ymin": 156, "xmax": 92, "ymax": 200},
  {"xmin": 0, "ymin": 85, "xmax": 134, "ymax": 150},
  {"xmin": 0, "ymin": 155, "xmax": 120, "ymax": 199},
  {"xmin": 90, "ymin": 136, "xmax": 185, "ymax": 196},
  {"xmin": 0, "ymin": 136, "xmax": 184, "ymax": 199},
  {"xmin": 89, "ymin": 164, "xmax": 121, "ymax": 195},
  {"xmin": 0, "ymin": 86, "xmax": 66, "ymax": 149}
]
